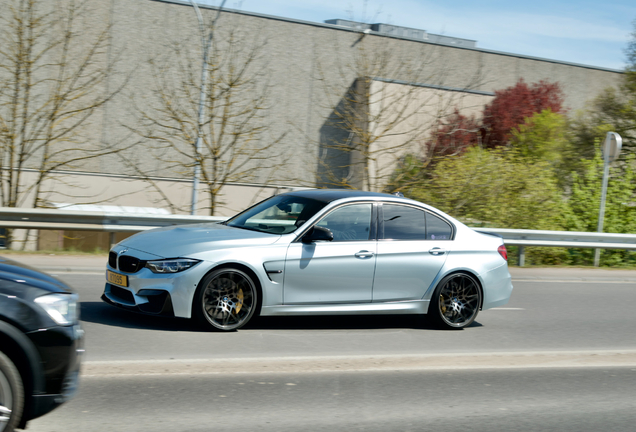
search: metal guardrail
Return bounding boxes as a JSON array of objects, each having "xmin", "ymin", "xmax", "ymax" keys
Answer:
[
  {"xmin": 473, "ymin": 228, "xmax": 636, "ymax": 249},
  {"xmin": 0, "ymin": 207, "xmax": 225, "ymax": 232},
  {"xmin": 473, "ymin": 228, "xmax": 636, "ymax": 265},
  {"xmin": 1, "ymin": 208, "xmax": 635, "ymax": 265}
]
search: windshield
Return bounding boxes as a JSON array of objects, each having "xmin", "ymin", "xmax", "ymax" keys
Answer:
[{"xmin": 225, "ymin": 195, "xmax": 327, "ymax": 234}]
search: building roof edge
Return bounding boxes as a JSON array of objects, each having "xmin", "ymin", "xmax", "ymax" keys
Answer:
[{"xmin": 149, "ymin": 0, "xmax": 624, "ymax": 74}]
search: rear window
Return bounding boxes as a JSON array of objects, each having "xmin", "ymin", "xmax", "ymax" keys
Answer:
[
  {"xmin": 382, "ymin": 204, "xmax": 452, "ymax": 240},
  {"xmin": 382, "ymin": 205, "xmax": 426, "ymax": 240},
  {"xmin": 426, "ymin": 212, "xmax": 452, "ymax": 240}
]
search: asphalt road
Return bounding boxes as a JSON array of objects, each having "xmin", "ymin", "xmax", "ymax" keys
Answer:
[
  {"xmin": 48, "ymin": 273, "xmax": 636, "ymax": 360},
  {"xmin": 23, "ymin": 270, "xmax": 636, "ymax": 431},
  {"xmin": 25, "ymin": 368, "xmax": 636, "ymax": 432}
]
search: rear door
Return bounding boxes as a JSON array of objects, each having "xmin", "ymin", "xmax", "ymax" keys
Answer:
[{"xmin": 372, "ymin": 203, "xmax": 453, "ymax": 302}]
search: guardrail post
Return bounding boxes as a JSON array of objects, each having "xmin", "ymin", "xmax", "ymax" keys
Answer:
[
  {"xmin": 518, "ymin": 246, "xmax": 525, "ymax": 267},
  {"xmin": 593, "ymin": 248, "xmax": 601, "ymax": 267},
  {"xmin": 109, "ymin": 232, "xmax": 116, "ymax": 249}
]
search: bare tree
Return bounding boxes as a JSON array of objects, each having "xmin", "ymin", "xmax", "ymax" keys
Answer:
[
  {"xmin": 314, "ymin": 29, "xmax": 486, "ymax": 192},
  {"xmin": 126, "ymin": 9, "xmax": 286, "ymax": 216},
  {"xmin": 0, "ymin": 0, "xmax": 127, "ymax": 246}
]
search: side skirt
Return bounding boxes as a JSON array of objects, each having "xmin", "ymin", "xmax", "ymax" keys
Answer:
[{"xmin": 261, "ymin": 300, "xmax": 430, "ymax": 316}]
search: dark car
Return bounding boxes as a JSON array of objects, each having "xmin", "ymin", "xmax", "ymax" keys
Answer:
[{"xmin": 0, "ymin": 256, "xmax": 84, "ymax": 432}]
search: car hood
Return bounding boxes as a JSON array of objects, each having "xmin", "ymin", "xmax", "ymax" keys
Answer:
[
  {"xmin": 119, "ymin": 222, "xmax": 283, "ymax": 258},
  {"xmin": 0, "ymin": 256, "xmax": 74, "ymax": 295}
]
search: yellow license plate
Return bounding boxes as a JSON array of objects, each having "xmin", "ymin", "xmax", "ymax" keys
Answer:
[{"xmin": 107, "ymin": 270, "xmax": 128, "ymax": 287}]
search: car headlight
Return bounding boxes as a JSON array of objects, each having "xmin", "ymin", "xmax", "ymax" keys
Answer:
[
  {"xmin": 35, "ymin": 293, "xmax": 79, "ymax": 326},
  {"xmin": 145, "ymin": 259, "xmax": 201, "ymax": 274}
]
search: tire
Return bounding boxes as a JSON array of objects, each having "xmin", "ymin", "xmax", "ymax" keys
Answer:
[
  {"xmin": 193, "ymin": 267, "xmax": 259, "ymax": 331},
  {"xmin": 430, "ymin": 273, "xmax": 482, "ymax": 330},
  {"xmin": 0, "ymin": 351, "xmax": 24, "ymax": 432}
]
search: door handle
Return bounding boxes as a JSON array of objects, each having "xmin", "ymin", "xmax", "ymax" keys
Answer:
[
  {"xmin": 355, "ymin": 250, "xmax": 375, "ymax": 258},
  {"xmin": 429, "ymin": 248, "xmax": 446, "ymax": 256}
]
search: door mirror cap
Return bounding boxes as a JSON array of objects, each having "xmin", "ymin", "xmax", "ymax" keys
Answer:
[{"xmin": 302, "ymin": 226, "xmax": 334, "ymax": 243}]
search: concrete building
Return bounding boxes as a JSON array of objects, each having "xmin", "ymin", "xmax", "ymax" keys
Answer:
[{"xmin": 0, "ymin": 0, "xmax": 625, "ymax": 249}]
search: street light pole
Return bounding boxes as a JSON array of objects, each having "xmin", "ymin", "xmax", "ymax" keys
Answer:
[{"xmin": 189, "ymin": 0, "xmax": 226, "ymax": 215}]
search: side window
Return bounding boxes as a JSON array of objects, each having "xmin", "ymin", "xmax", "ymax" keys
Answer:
[
  {"xmin": 426, "ymin": 212, "xmax": 452, "ymax": 240},
  {"xmin": 315, "ymin": 204, "xmax": 372, "ymax": 241},
  {"xmin": 382, "ymin": 204, "xmax": 426, "ymax": 240}
]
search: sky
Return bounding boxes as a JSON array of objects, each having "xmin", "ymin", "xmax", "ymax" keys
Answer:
[{"xmin": 194, "ymin": 0, "xmax": 636, "ymax": 70}]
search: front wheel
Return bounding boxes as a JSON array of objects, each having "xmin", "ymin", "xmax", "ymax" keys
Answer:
[
  {"xmin": 194, "ymin": 267, "xmax": 259, "ymax": 331},
  {"xmin": 430, "ymin": 273, "xmax": 481, "ymax": 330},
  {"xmin": 0, "ymin": 351, "xmax": 24, "ymax": 432}
]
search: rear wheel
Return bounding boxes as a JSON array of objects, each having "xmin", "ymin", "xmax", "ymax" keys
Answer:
[
  {"xmin": 194, "ymin": 267, "xmax": 259, "ymax": 331},
  {"xmin": 0, "ymin": 351, "xmax": 23, "ymax": 432},
  {"xmin": 430, "ymin": 273, "xmax": 481, "ymax": 329}
]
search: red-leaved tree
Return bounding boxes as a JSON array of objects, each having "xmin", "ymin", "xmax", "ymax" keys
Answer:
[
  {"xmin": 426, "ymin": 79, "xmax": 565, "ymax": 160},
  {"xmin": 427, "ymin": 109, "xmax": 480, "ymax": 159},
  {"xmin": 481, "ymin": 79, "xmax": 565, "ymax": 148}
]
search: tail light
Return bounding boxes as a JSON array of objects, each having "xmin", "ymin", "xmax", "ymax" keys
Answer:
[
  {"xmin": 498, "ymin": 245, "xmax": 508, "ymax": 261},
  {"xmin": 497, "ymin": 245, "xmax": 508, "ymax": 261}
]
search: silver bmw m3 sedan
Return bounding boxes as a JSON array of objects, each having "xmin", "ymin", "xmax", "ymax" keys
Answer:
[{"xmin": 103, "ymin": 190, "xmax": 513, "ymax": 331}]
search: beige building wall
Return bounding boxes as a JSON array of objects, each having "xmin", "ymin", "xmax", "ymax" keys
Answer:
[
  {"xmin": 92, "ymin": 1, "xmax": 623, "ymax": 184},
  {"xmin": 17, "ymin": 171, "xmax": 298, "ymax": 218},
  {"xmin": 0, "ymin": 0, "xmax": 626, "ymax": 250},
  {"xmin": 364, "ymin": 81, "xmax": 495, "ymax": 191}
]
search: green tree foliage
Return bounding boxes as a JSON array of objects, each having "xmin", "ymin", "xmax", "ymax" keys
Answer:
[
  {"xmin": 510, "ymin": 110, "xmax": 569, "ymax": 164},
  {"xmin": 390, "ymin": 111, "xmax": 580, "ymax": 265},
  {"xmin": 571, "ymin": 87, "xmax": 636, "ymax": 159},
  {"xmin": 413, "ymin": 146, "xmax": 565, "ymax": 231},
  {"xmin": 393, "ymin": 111, "xmax": 570, "ymax": 221},
  {"xmin": 388, "ymin": 37, "xmax": 636, "ymax": 267},
  {"xmin": 625, "ymin": 19, "xmax": 636, "ymax": 92},
  {"xmin": 410, "ymin": 144, "xmax": 568, "ymax": 265},
  {"xmin": 571, "ymin": 20, "xmax": 636, "ymax": 158},
  {"xmin": 510, "ymin": 109, "xmax": 578, "ymax": 189},
  {"xmin": 564, "ymin": 151, "xmax": 636, "ymax": 266}
]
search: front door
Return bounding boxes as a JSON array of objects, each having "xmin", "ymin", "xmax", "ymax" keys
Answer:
[{"xmin": 283, "ymin": 203, "xmax": 376, "ymax": 304}]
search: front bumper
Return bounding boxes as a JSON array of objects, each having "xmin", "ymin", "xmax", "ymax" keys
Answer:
[
  {"xmin": 102, "ymin": 283, "xmax": 175, "ymax": 316},
  {"xmin": 26, "ymin": 323, "xmax": 84, "ymax": 421}
]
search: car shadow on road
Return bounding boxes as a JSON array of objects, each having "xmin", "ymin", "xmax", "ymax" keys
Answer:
[
  {"xmin": 244, "ymin": 315, "xmax": 483, "ymax": 331},
  {"xmin": 79, "ymin": 301, "xmax": 202, "ymax": 332},
  {"xmin": 244, "ymin": 315, "xmax": 426, "ymax": 330},
  {"xmin": 80, "ymin": 301, "xmax": 483, "ymax": 332}
]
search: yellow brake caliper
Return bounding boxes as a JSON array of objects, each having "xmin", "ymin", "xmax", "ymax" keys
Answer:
[{"xmin": 236, "ymin": 289, "xmax": 244, "ymax": 314}]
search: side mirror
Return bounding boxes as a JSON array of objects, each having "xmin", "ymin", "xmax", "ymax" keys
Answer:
[{"xmin": 301, "ymin": 226, "xmax": 334, "ymax": 243}]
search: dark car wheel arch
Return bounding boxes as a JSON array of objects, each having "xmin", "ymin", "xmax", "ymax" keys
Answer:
[{"xmin": 0, "ymin": 320, "xmax": 46, "ymax": 428}]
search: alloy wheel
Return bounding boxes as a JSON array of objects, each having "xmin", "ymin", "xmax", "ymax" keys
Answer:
[
  {"xmin": 201, "ymin": 269, "xmax": 257, "ymax": 331},
  {"xmin": 437, "ymin": 273, "xmax": 481, "ymax": 328}
]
